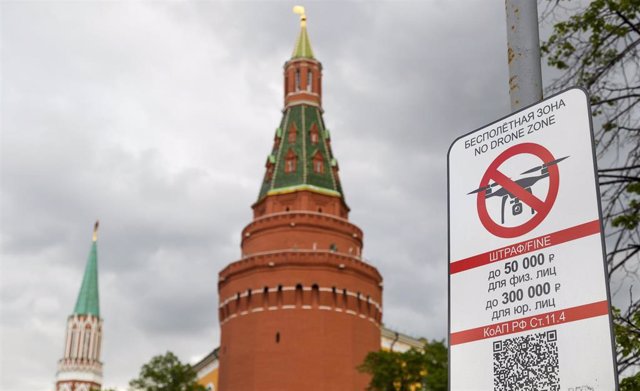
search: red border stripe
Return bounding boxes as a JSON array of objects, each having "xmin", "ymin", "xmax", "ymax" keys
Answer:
[
  {"xmin": 450, "ymin": 300, "xmax": 609, "ymax": 345},
  {"xmin": 450, "ymin": 220, "xmax": 600, "ymax": 274}
]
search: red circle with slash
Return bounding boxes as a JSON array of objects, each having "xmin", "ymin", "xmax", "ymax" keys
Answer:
[{"xmin": 476, "ymin": 143, "xmax": 560, "ymax": 238}]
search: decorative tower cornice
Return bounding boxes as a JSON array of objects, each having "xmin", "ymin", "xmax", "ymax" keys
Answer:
[{"xmin": 56, "ymin": 221, "xmax": 103, "ymax": 391}]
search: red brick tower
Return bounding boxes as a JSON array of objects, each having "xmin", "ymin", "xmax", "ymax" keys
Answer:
[{"xmin": 217, "ymin": 7, "xmax": 383, "ymax": 391}]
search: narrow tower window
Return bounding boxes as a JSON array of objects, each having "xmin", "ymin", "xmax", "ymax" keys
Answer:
[
  {"xmin": 342, "ymin": 289, "xmax": 348, "ymax": 309},
  {"xmin": 83, "ymin": 325, "xmax": 92, "ymax": 358},
  {"xmin": 288, "ymin": 123, "xmax": 297, "ymax": 143},
  {"xmin": 95, "ymin": 330, "xmax": 101, "ymax": 359},
  {"xmin": 285, "ymin": 74, "xmax": 289, "ymax": 96},
  {"xmin": 310, "ymin": 123, "xmax": 319, "ymax": 144},
  {"xmin": 70, "ymin": 326, "xmax": 78, "ymax": 358},
  {"xmin": 285, "ymin": 149, "xmax": 297, "ymax": 173},
  {"xmin": 277, "ymin": 285, "xmax": 283, "ymax": 307},
  {"xmin": 311, "ymin": 284, "xmax": 320, "ymax": 307},
  {"xmin": 295, "ymin": 284, "xmax": 303, "ymax": 306},
  {"xmin": 266, "ymin": 163, "xmax": 274, "ymax": 181},
  {"xmin": 263, "ymin": 286, "xmax": 269, "ymax": 308},
  {"xmin": 332, "ymin": 287, "xmax": 337, "ymax": 307},
  {"xmin": 307, "ymin": 69, "xmax": 313, "ymax": 92},
  {"xmin": 295, "ymin": 69, "xmax": 300, "ymax": 91},
  {"xmin": 312, "ymin": 151, "xmax": 324, "ymax": 174}
]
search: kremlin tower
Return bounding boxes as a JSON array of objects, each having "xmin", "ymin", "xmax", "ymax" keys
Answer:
[
  {"xmin": 55, "ymin": 222, "xmax": 104, "ymax": 391},
  {"xmin": 217, "ymin": 8, "xmax": 383, "ymax": 391}
]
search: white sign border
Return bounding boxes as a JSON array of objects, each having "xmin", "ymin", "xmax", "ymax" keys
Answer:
[{"xmin": 446, "ymin": 87, "xmax": 619, "ymax": 391}]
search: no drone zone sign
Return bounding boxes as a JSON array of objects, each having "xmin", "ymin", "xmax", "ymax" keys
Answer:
[{"xmin": 447, "ymin": 88, "xmax": 617, "ymax": 391}]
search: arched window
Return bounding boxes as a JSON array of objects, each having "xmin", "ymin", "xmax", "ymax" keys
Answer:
[
  {"xmin": 285, "ymin": 149, "xmax": 297, "ymax": 173},
  {"xmin": 312, "ymin": 150, "xmax": 324, "ymax": 174},
  {"xmin": 288, "ymin": 123, "xmax": 297, "ymax": 143},
  {"xmin": 342, "ymin": 288, "xmax": 348, "ymax": 310},
  {"xmin": 295, "ymin": 284, "xmax": 303, "ymax": 306},
  {"xmin": 285, "ymin": 73, "xmax": 289, "ymax": 96},
  {"xmin": 263, "ymin": 286, "xmax": 270, "ymax": 307},
  {"xmin": 332, "ymin": 287, "xmax": 337, "ymax": 307},
  {"xmin": 311, "ymin": 284, "xmax": 320, "ymax": 307},
  {"xmin": 295, "ymin": 69, "xmax": 301, "ymax": 91},
  {"xmin": 83, "ymin": 325, "xmax": 92, "ymax": 358},
  {"xmin": 265, "ymin": 163, "xmax": 274, "ymax": 181},
  {"xmin": 70, "ymin": 326, "xmax": 78, "ymax": 358},
  {"xmin": 95, "ymin": 330, "xmax": 101, "ymax": 359},
  {"xmin": 309, "ymin": 123, "xmax": 319, "ymax": 144},
  {"xmin": 307, "ymin": 69, "xmax": 313, "ymax": 92},
  {"xmin": 277, "ymin": 285, "xmax": 283, "ymax": 307}
]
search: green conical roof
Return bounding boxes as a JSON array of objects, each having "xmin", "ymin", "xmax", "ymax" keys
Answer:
[
  {"xmin": 292, "ymin": 22, "xmax": 314, "ymax": 59},
  {"xmin": 258, "ymin": 104, "xmax": 343, "ymax": 201},
  {"xmin": 73, "ymin": 237, "xmax": 100, "ymax": 317}
]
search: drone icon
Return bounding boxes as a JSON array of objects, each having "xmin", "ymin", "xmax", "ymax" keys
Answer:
[{"xmin": 468, "ymin": 156, "xmax": 569, "ymax": 224}]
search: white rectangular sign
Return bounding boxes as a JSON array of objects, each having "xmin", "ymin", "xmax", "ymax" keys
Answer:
[{"xmin": 448, "ymin": 88, "xmax": 617, "ymax": 391}]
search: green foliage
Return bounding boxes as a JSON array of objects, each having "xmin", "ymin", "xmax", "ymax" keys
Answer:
[
  {"xmin": 358, "ymin": 340, "xmax": 447, "ymax": 391},
  {"xmin": 612, "ymin": 182, "xmax": 640, "ymax": 230},
  {"xmin": 613, "ymin": 303, "xmax": 640, "ymax": 375},
  {"xmin": 421, "ymin": 340, "xmax": 447, "ymax": 391},
  {"xmin": 129, "ymin": 351, "xmax": 206, "ymax": 391},
  {"xmin": 620, "ymin": 371, "xmax": 640, "ymax": 391},
  {"xmin": 542, "ymin": 0, "xmax": 640, "ymax": 379}
]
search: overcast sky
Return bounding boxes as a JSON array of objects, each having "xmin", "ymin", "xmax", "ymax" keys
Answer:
[{"xmin": 0, "ymin": 1, "xmax": 557, "ymax": 390}]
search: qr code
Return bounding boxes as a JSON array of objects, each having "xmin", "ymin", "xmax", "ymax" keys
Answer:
[{"xmin": 493, "ymin": 330, "xmax": 559, "ymax": 391}]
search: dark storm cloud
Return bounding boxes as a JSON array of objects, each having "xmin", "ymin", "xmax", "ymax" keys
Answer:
[{"xmin": 2, "ymin": 2, "xmax": 518, "ymax": 390}]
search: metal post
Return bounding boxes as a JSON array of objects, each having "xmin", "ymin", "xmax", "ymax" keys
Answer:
[{"xmin": 505, "ymin": 0, "xmax": 543, "ymax": 111}]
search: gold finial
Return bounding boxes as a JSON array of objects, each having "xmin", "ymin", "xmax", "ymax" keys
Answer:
[
  {"xmin": 293, "ymin": 5, "xmax": 306, "ymax": 27},
  {"xmin": 92, "ymin": 220, "xmax": 99, "ymax": 242}
]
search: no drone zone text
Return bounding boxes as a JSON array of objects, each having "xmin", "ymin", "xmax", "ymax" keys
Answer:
[{"xmin": 464, "ymin": 98, "xmax": 566, "ymax": 156}]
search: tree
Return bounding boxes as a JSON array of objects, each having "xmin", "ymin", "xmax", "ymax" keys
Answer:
[
  {"xmin": 129, "ymin": 351, "xmax": 206, "ymax": 391},
  {"xmin": 358, "ymin": 340, "xmax": 447, "ymax": 391},
  {"xmin": 613, "ymin": 301, "xmax": 640, "ymax": 376},
  {"xmin": 420, "ymin": 340, "xmax": 447, "ymax": 391},
  {"xmin": 541, "ymin": 0, "xmax": 640, "ymax": 378},
  {"xmin": 620, "ymin": 371, "xmax": 640, "ymax": 391}
]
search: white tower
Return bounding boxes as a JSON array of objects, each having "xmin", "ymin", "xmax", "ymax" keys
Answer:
[{"xmin": 56, "ymin": 222, "xmax": 103, "ymax": 391}]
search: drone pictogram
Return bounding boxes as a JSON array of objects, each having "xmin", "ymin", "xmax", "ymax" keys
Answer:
[
  {"xmin": 470, "ymin": 143, "xmax": 567, "ymax": 238},
  {"xmin": 468, "ymin": 156, "xmax": 568, "ymax": 224}
]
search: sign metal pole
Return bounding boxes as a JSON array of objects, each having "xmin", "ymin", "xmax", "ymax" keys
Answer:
[{"xmin": 505, "ymin": 0, "xmax": 543, "ymax": 110}]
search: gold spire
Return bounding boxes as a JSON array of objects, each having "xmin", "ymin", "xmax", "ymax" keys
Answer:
[
  {"xmin": 291, "ymin": 6, "xmax": 314, "ymax": 59},
  {"xmin": 293, "ymin": 5, "xmax": 306, "ymax": 27},
  {"xmin": 92, "ymin": 220, "xmax": 99, "ymax": 242}
]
